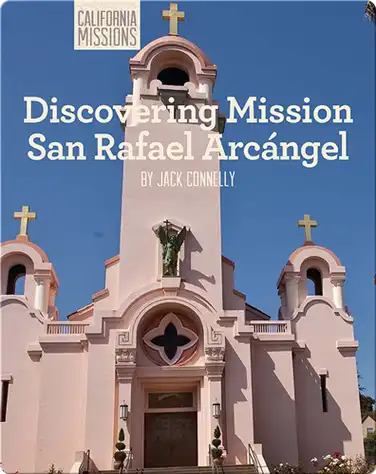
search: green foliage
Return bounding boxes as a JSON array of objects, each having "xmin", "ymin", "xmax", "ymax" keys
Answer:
[
  {"xmin": 365, "ymin": 0, "xmax": 376, "ymax": 24},
  {"xmin": 113, "ymin": 429, "xmax": 127, "ymax": 469},
  {"xmin": 360, "ymin": 395, "xmax": 375, "ymax": 417},
  {"xmin": 364, "ymin": 430, "xmax": 376, "ymax": 457},
  {"xmin": 211, "ymin": 425, "xmax": 223, "ymax": 461},
  {"xmin": 48, "ymin": 464, "xmax": 63, "ymax": 474},
  {"xmin": 114, "ymin": 451, "xmax": 127, "ymax": 463},
  {"xmin": 272, "ymin": 463, "xmax": 303, "ymax": 474},
  {"xmin": 358, "ymin": 371, "xmax": 375, "ymax": 418},
  {"xmin": 313, "ymin": 454, "xmax": 370, "ymax": 474}
]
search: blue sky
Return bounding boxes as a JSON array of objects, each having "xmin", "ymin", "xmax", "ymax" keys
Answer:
[{"xmin": 1, "ymin": 1, "xmax": 375, "ymax": 395}]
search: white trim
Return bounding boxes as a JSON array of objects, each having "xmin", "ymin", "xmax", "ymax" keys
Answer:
[
  {"xmin": 143, "ymin": 312, "xmax": 198, "ymax": 365},
  {"xmin": 145, "ymin": 389, "xmax": 197, "ymax": 413}
]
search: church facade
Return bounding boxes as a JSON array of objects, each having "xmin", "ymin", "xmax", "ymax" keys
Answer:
[{"xmin": 0, "ymin": 6, "xmax": 364, "ymax": 473}]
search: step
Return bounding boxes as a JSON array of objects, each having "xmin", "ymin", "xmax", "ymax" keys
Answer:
[{"xmin": 102, "ymin": 465, "xmax": 257, "ymax": 474}]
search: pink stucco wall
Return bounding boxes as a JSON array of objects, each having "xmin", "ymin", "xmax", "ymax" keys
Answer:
[
  {"xmin": 252, "ymin": 343, "xmax": 299, "ymax": 467},
  {"xmin": 35, "ymin": 348, "xmax": 86, "ymax": 472},
  {"xmin": 293, "ymin": 301, "xmax": 364, "ymax": 467},
  {"xmin": 1, "ymin": 303, "xmax": 42, "ymax": 472}
]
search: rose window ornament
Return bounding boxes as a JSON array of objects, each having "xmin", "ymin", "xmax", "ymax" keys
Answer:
[{"xmin": 143, "ymin": 313, "xmax": 198, "ymax": 365}]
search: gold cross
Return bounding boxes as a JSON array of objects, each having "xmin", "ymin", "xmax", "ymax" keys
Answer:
[
  {"xmin": 162, "ymin": 3, "xmax": 185, "ymax": 35},
  {"xmin": 14, "ymin": 205, "xmax": 36, "ymax": 237},
  {"xmin": 298, "ymin": 214, "xmax": 318, "ymax": 243}
]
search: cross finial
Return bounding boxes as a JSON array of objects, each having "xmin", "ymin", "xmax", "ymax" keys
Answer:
[
  {"xmin": 14, "ymin": 205, "xmax": 36, "ymax": 238},
  {"xmin": 162, "ymin": 3, "xmax": 185, "ymax": 35},
  {"xmin": 298, "ymin": 214, "xmax": 318, "ymax": 244}
]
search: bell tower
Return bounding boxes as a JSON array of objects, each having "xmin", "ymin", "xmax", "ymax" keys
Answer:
[{"xmin": 118, "ymin": 12, "xmax": 225, "ymax": 310}]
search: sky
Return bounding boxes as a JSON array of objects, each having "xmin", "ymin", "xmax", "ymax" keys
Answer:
[{"xmin": 1, "ymin": 1, "xmax": 375, "ymax": 396}]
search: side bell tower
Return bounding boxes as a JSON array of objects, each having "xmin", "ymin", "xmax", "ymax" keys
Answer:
[
  {"xmin": 1, "ymin": 205, "xmax": 59, "ymax": 317},
  {"xmin": 277, "ymin": 215, "xmax": 364, "ymax": 466}
]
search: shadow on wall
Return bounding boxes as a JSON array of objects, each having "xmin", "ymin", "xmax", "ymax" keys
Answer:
[
  {"xmin": 224, "ymin": 341, "xmax": 249, "ymax": 464},
  {"xmin": 294, "ymin": 350, "xmax": 352, "ymax": 468},
  {"xmin": 252, "ymin": 345, "xmax": 299, "ymax": 468},
  {"xmin": 252, "ymin": 345, "xmax": 351, "ymax": 470},
  {"xmin": 182, "ymin": 232, "xmax": 216, "ymax": 292}
]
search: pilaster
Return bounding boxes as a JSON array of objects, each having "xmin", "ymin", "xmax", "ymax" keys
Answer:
[
  {"xmin": 205, "ymin": 346, "xmax": 225, "ymax": 442},
  {"xmin": 115, "ymin": 348, "xmax": 136, "ymax": 450}
]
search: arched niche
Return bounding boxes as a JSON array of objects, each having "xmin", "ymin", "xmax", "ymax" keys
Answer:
[
  {"xmin": 6, "ymin": 264, "xmax": 26, "ymax": 295},
  {"xmin": 148, "ymin": 50, "xmax": 198, "ymax": 87},
  {"xmin": 299, "ymin": 257, "xmax": 331, "ymax": 302},
  {"xmin": 1, "ymin": 252, "xmax": 34, "ymax": 298},
  {"xmin": 306, "ymin": 268, "xmax": 323, "ymax": 296},
  {"xmin": 157, "ymin": 67, "xmax": 189, "ymax": 86}
]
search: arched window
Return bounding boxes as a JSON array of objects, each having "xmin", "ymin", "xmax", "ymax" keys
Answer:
[
  {"xmin": 6, "ymin": 264, "xmax": 26, "ymax": 295},
  {"xmin": 306, "ymin": 268, "xmax": 323, "ymax": 296},
  {"xmin": 157, "ymin": 67, "xmax": 189, "ymax": 86}
]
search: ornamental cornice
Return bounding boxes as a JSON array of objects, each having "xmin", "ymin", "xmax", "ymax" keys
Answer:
[
  {"xmin": 115, "ymin": 347, "xmax": 137, "ymax": 364},
  {"xmin": 204, "ymin": 346, "xmax": 225, "ymax": 362},
  {"xmin": 205, "ymin": 361, "xmax": 225, "ymax": 381},
  {"xmin": 284, "ymin": 273, "xmax": 301, "ymax": 282},
  {"xmin": 115, "ymin": 363, "xmax": 136, "ymax": 382},
  {"xmin": 331, "ymin": 278, "xmax": 345, "ymax": 287},
  {"xmin": 117, "ymin": 331, "xmax": 131, "ymax": 346}
]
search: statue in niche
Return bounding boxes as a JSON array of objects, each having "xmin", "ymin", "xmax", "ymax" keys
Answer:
[{"xmin": 157, "ymin": 220, "xmax": 187, "ymax": 277}]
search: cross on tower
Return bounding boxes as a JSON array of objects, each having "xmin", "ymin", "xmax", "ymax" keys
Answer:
[
  {"xmin": 298, "ymin": 214, "xmax": 318, "ymax": 244},
  {"xmin": 13, "ymin": 205, "xmax": 36, "ymax": 237},
  {"xmin": 162, "ymin": 3, "xmax": 185, "ymax": 36},
  {"xmin": 163, "ymin": 219, "xmax": 171, "ymax": 233}
]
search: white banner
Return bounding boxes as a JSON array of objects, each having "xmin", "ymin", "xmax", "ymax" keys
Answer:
[{"xmin": 74, "ymin": 0, "xmax": 140, "ymax": 50}]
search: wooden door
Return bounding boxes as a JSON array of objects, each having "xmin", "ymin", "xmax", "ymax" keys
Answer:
[{"xmin": 144, "ymin": 412, "xmax": 197, "ymax": 468}]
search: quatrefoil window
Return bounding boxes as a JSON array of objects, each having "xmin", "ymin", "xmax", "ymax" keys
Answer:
[{"xmin": 143, "ymin": 313, "xmax": 198, "ymax": 365}]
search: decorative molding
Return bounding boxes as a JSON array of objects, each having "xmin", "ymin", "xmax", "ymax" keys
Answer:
[
  {"xmin": 87, "ymin": 286, "xmax": 217, "ymax": 343},
  {"xmin": 34, "ymin": 269, "xmax": 52, "ymax": 282},
  {"xmin": 292, "ymin": 340, "xmax": 306, "ymax": 352},
  {"xmin": 209, "ymin": 327, "xmax": 223, "ymax": 345},
  {"xmin": 205, "ymin": 361, "xmax": 225, "ymax": 381},
  {"xmin": 205, "ymin": 346, "xmax": 225, "ymax": 362},
  {"xmin": 318, "ymin": 368, "xmax": 328, "ymax": 376},
  {"xmin": 160, "ymin": 277, "xmax": 181, "ymax": 290},
  {"xmin": 92, "ymin": 288, "xmax": 109, "ymax": 303},
  {"xmin": 233, "ymin": 289, "xmax": 246, "ymax": 300},
  {"xmin": 143, "ymin": 312, "xmax": 198, "ymax": 365},
  {"xmin": 104, "ymin": 254, "xmax": 120, "ymax": 268},
  {"xmin": 118, "ymin": 332, "xmax": 130, "ymax": 346},
  {"xmin": 284, "ymin": 273, "xmax": 301, "ymax": 282},
  {"xmin": 331, "ymin": 279, "xmax": 345, "ymax": 287},
  {"xmin": 336, "ymin": 340, "xmax": 359, "ymax": 353},
  {"xmin": 291, "ymin": 296, "xmax": 353, "ymax": 323},
  {"xmin": 217, "ymin": 310, "xmax": 240, "ymax": 328},
  {"xmin": 39, "ymin": 335, "xmax": 86, "ymax": 351},
  {"xmin": 26, "ymin": 342, "xmax": 43, "ymax": 360},
  {"xmin": 115, "ymin": 348, "xmax": 136, "ymax": 364},
  {"xmin": 116, "ymin": 364, "xmax": 136, "ymax": 382}
]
